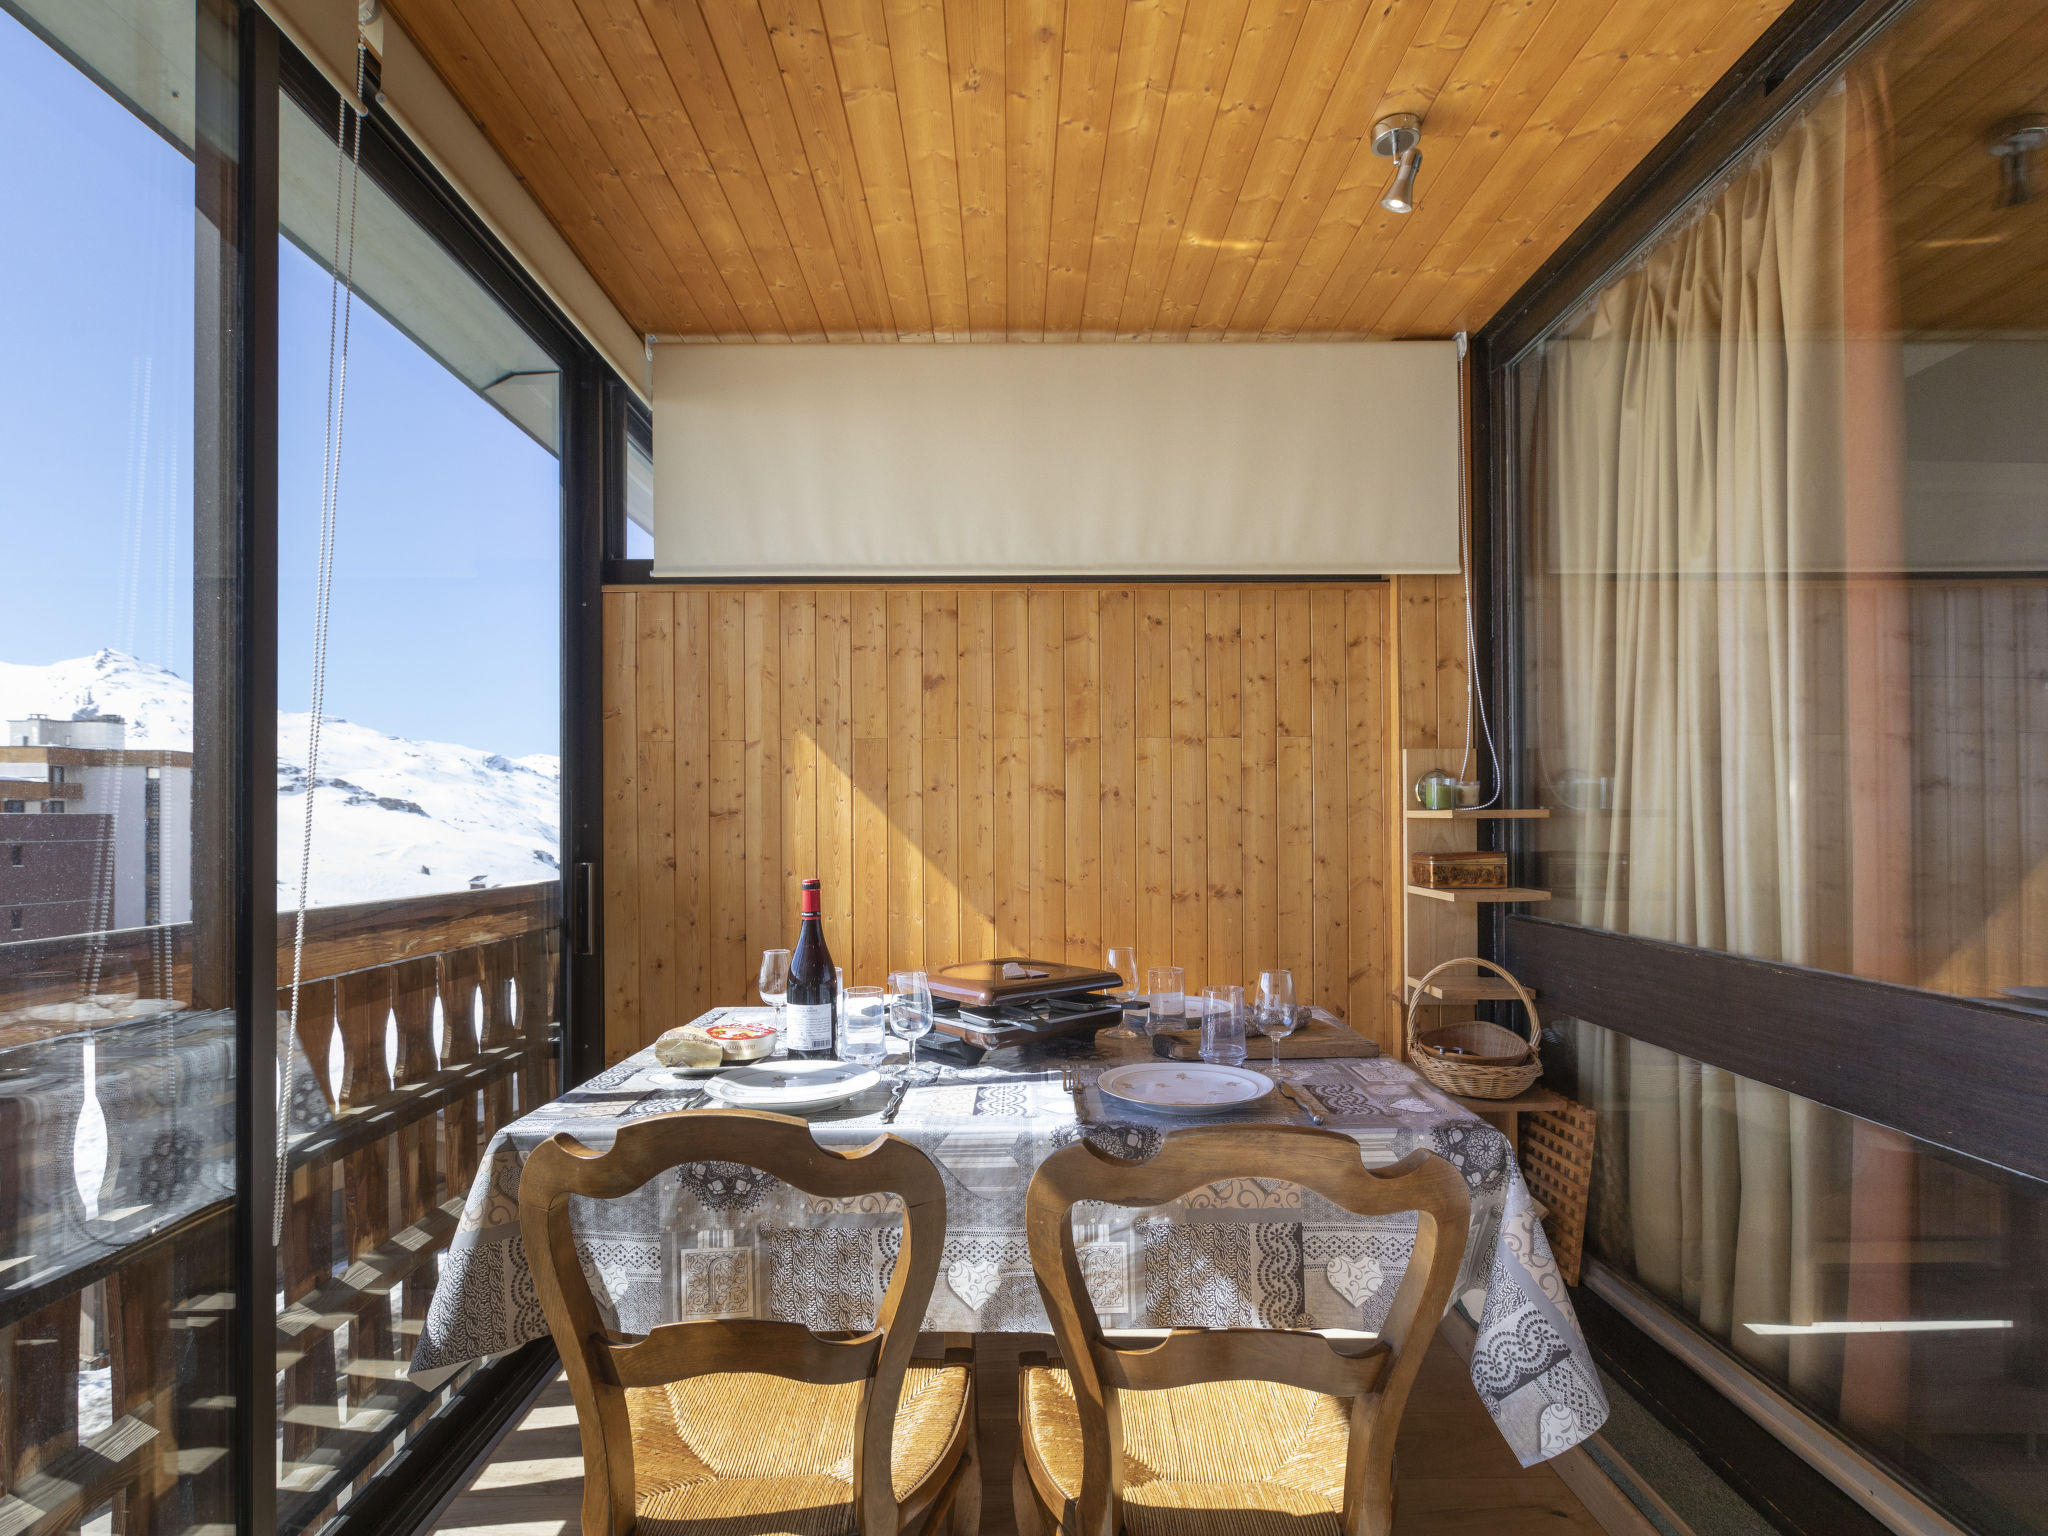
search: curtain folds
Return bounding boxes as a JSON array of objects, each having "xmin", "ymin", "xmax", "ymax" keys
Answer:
[{"xmin": 1527, "ymin": 82, "xmax": 1910, "ymax": 1413}]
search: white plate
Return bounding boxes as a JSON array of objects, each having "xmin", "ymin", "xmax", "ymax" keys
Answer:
[
  {"xmin": 1096, "ymin": 1062, "xmax": 1273, "ymax": 1115},
  {"xmin": 702, "ymin": 1060, "xmax": 883, "ymax": 1111},
  {"xmin": 2000, "ymin": 986, "xmax": 2048, "ymax": 1003},
  {"xmin": 635, "ymin": 1064, "xmax": 726, "ymax": 1087}
]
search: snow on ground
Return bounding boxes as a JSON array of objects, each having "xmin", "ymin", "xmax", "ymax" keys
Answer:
[{"xmin": 0, "ymin": 651, "xmax": 560, "ymax": 906}]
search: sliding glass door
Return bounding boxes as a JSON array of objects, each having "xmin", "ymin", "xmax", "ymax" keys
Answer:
[
  {"xmin": 0, "ymin": 3, "xmax": 245, "ymax": 1532},
  {"xmin": 1502, "ymin": 1, "xmax": 2048, "ymax": 1528},
  {"xmin": 267, "ymin": 59, "xmax": 566, "ymax": 1534}
]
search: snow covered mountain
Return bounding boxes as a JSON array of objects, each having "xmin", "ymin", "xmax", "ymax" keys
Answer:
[{"xmin": 0, "ymin": 651, "xmax": 560, "ymax": 907}]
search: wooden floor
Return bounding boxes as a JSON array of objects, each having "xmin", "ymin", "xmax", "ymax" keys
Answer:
[{"xmin": 431, "ymin": 1328, "xmax": 1604, "ymax": 1536}]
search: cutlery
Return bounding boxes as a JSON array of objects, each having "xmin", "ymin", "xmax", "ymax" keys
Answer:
[
  {"xmin": 1060, "ymin": 1065, "xmax": 1088, "ymax": 1122},
  {"xmin": 1294, "ymin": 1081, "xmax": 1333, "ymax": 1119},
  {"xmin": 880, "ymin": 1077, "xmax": 910, "ymax": 1123},
  {"xmin": 1278, "ymin": 1081, "xmax": 1324, "ymax": 1126}
]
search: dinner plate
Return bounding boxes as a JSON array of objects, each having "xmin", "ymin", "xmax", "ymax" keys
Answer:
[
  {"xmin": 1999, "ymin": 986, "xmax": 2048, "ymax": 1003},
  {"xmin": 635, "ymin": 1064, "xmax": 726, "ymax": 1087},
  {"xmin": 1095, "ymin": 1062, "xmax": 1273, "ymax": 1115},
  {"xmin": 702, "ymin": 1060, "xmax": 883, "ymax": 1111}
]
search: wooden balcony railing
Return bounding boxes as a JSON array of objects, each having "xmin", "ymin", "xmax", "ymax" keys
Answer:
[{"xmin": 0, "ymin": 881, "xmax": 562, "ymax": 1536}]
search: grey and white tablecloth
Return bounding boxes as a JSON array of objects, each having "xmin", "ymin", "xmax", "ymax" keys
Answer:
[{"xmin": 411, "ymin": 1012, "xmax": 1606, "ymax": 1466}]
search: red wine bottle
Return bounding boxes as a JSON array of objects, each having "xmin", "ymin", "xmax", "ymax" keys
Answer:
[{"xmin": 784, "ymin": 877, "xmax": 837, "ymax": 1059}]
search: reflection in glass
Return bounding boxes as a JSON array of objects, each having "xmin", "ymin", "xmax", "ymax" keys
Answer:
[{"xmin": 1513, "ymin": 1, "xmax": 2048, "ymax": 1526}]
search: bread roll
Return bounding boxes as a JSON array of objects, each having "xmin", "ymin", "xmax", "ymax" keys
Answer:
[{"xmin": 653, "ymin": 1025, "xmax": 723, "ymax": 1068}]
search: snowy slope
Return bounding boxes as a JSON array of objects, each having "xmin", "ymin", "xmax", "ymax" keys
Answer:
[{"xmin": 0, "ymin": 651, "xmax": 560, "ymax": 906}]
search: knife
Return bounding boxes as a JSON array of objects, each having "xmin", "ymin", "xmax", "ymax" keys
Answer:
[
  {"xmin": 1294, "ymin": 1081, "xmax": 1333, "ymax": 1119},
  {"xmin": 1278, "ymin": 1082, "xmax": 1324, "ymax": 1126}
]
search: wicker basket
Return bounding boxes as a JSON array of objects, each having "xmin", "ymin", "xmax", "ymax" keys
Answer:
[{"xmin": 1406, "ymin": 957, "xmax": 1543, "ymax": 1100}]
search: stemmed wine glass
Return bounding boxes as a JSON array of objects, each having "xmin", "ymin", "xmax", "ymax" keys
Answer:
[
  {"xmin": 886, "ymin": 971, "xmax": 935, "ymax": 1055},
  {"xmin": 1103, "ymin": 946, "xmax": 1143, "ymax": 1040},
  {"xmin": 1254, "ymin": 969, "xmax": 1298, "ymax": 1069},
  {"xmin": 758, "ymin": 949, "xmax": 791, "ymax": 1032}
]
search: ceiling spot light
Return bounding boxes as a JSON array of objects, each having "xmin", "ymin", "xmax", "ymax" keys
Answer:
[
  {"xmin": 1989, "ymin": 116, "xmax": 2048, "ymax": 207},
  {"xmin": 1373, "ymin": 113, "xmax": 1423, "ymax": 215}
]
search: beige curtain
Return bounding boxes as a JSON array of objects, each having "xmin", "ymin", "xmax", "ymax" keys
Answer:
[{"xmin": 1524, "ymin": 83, "xmax": 1911, "ymax": 1412}]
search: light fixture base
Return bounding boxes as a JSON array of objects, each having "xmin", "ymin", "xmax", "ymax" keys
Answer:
[{"xmin": 1372, "ymin": 113, "xmax": 1422, "ymax": 160}]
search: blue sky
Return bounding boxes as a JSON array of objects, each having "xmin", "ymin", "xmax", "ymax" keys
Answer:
[{"xmin": 0, "ymin": 9, "xmax": 563, "ymax": 759}]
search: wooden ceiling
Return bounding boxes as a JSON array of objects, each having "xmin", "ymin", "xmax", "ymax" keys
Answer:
[
  {"xmin": 387, "ymin": 0, "xmax": 1794, "ymax": 341},
  {"xmin": 1884, "ymin": 0, "xmax": 2048, "ymax": 335}
]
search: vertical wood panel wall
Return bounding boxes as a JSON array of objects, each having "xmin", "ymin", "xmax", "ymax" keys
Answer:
[{"xmin": 601, "ymin": 583, "xmax": 1408, "ymax": 1064}]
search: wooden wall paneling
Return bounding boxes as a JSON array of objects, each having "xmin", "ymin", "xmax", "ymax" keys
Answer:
[
  {"xmin": 923, "ymin": 593, "xmax": 961, "ymax": 970},
  {"xmin": 1063, "ymin": 591, "xmax": 1102, "ymax": 965},
  {"xmin": 1346, "ymin": 586, "xmax": 1392, "ymax": 1050},
  {"xmin": 817, "ymin": 591, "xmax": 856, "ymax": 962},
  {"xmin": 888, "ymin": 592, "xmax": 925, "ymax": 974},
  {"xmin": 1241, "ymin": 590, "xmax": 1278, "ymax": 978},
  {"xmin": 1308, "ymin": 591, "xmax": 1349, "ymax": 1017},
  {"xmin": 1027, "ymin": 592, "xmax": 1067, "ymax": 961},
  {"xmin": 634, "ymin": 593, "xmax": 677, "ymax": 1049},
  {"xmin": 958, "ymin": 590, "xmax": 997, "ymax": 957},
  {"xmin": 1098, "ymin": 590, "xmax": 1138, "ymax": 960},
  {"xmin": 885, "ymin": 0, "xmax": 973, "ymax": 333},
  {"xmin": 1205, "ymin": 590, "xmax": 1243, "ymax": 988},
  {"xmin": 992, "ymin": 591, "xmax": 1031, "ymax": 953},
  {"xmin": 782, "ymin": 593, "xmax": 820, "ymax": 983},
  {"xmin": 601, "ymin": 592, "xmax": 641, "ymax": 1056},
  {"xmin": 1168, "ymin": 590, "xmax": 1208, "ymax": 984},
  {"xmin": 675, "ymin": 592, "xmax": 709, "ymax": 1047},
  {"xmin": 602, "ymin": 583, "xmax": 1407, "ymax": 1057}
]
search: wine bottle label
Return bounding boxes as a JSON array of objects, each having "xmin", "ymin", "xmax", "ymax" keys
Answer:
[{"xmin": 784, "ymin": 1003, "xmax": 834, "ymax": 1053}]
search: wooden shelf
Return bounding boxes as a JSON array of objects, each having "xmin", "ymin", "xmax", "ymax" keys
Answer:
[
  {"xmin": 1406, "ymin": 884, "xmax": 1552, "ymax": 905},
  {"xmin": 1405, "ymin": 806, "xmax": 1551, "ymax": 820},
  {"xmin": 1406, "ymin": 975, "xmax": 1535, "ymax": 1003}
]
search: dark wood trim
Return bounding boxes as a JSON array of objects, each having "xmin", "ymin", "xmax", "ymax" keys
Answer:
[
  {"xmin": 1572, "ymin": 1285, "xmax": 1893, "ymax": 1536},
  {"xmin": 1506, "ymin": 916, "xmax": 2048, "ymax": 1184},
  {"xmin": 1481, "ymin": 0, "xmax": 1914, "ymax": 364},
  {"xmin": 227, "ymin": 12, "xmax": 281, "ymax": 1536}
]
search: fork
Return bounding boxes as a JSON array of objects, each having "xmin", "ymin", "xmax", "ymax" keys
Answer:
[{"xmin": 1060, "ymin": 1064, "xmax": 1089, "ymax": 1122}]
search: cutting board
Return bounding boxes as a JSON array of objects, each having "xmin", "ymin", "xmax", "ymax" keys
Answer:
[{"xmin": 1151, "ymin": 1016, "xmax": 1380, "ymax": 1061}]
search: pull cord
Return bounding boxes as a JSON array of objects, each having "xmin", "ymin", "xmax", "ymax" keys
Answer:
[{"xmin": 277, "ymin": 45, "xmax": 365, "ymax": 1245}]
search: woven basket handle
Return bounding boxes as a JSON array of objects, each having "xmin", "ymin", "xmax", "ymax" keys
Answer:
[{"xmin": 1405, "ymin": 957, "xmax": 1541, "ymax": 1060}]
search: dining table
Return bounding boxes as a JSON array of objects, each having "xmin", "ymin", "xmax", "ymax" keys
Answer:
[{"xmin": 410, "ymin": 1007, "xmax": 1608, "ymax": 1468}]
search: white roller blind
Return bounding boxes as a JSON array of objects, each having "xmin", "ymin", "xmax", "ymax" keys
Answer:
[{"xmin": 652, "ymin": 342, "xmax": 1460, "ymax": 577}]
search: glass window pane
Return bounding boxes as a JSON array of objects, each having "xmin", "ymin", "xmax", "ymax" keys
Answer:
[
  {"xmin": 271, "ymin": 85, "xmax": 563, "ymax": 1533},
  {"xmin": 0, "ymin": 4, "xmax": 239, "ymax": 1532},
  {"xmin": 1513, "ymin": 0, "xmax": 2048, "ymax": 1525}
]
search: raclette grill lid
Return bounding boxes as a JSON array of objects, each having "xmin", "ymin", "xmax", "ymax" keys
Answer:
[{"xmin": 925, "ymin": 956, "xmax": 1125, "ymax": 1008}]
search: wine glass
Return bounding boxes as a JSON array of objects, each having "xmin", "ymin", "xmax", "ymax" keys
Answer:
[
  {"xmin": 886, "ymin": 970, "xmax": 935, "ymax": 1061},
  {"xmin": 1255, "ymin": 969, "xmax": 1298, "ymax": 1069},
  {"xmin": 1103, "ymin": 946, "xmax": 1143, "ymax": 1040},
  {"xmin": 758, "ymin": 949, "xmax": 791, "ymax": 1027}
]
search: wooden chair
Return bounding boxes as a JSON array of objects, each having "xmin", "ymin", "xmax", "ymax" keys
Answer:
[
  {"xmin": 518, "ymin": 1108, "xmax": 978, "ymax": 1536},
  {"xmin": 1014, "ymin": 1126, "xmax": 1471, "ymax": 1536}
]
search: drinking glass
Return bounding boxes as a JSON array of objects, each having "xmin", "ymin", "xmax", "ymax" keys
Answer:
[
  {"xmin": 1254, "ymin": 969, "xmax": 1296, "ymax": 1066},
  {"xmin": 1200, "ymin": 984, "xmax": 1247, "ymax": 1066},
  {"xmin": 1103, "ymin": 946, "xmax": 1143, "ymax": 1040},
  {"xmin": 758, "ymin": 949, "xmax": 791, "ymax": 1026},
  {"xmin": 1146, "ymin": 966, "xmax": 1185, "ymax": 1026},
  {"xmin": 886, "ymin": 970, "xmax": 935, "ymax": 1056},
  {"xmin": 840, "ymin": 985, "xmax": 887, "ymax": 1065}
]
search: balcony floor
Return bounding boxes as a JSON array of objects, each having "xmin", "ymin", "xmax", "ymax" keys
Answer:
[{"xmin": 430, "ymin": 1328, "xmax": 1606, "ymax": 1535}]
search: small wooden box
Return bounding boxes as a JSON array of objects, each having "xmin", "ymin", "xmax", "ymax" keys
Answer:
[{"xmin": 1409, "ymin": 851, "xmax": 1508, "ymax": 890}]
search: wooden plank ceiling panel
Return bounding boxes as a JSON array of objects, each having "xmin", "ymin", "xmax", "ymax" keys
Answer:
[{"xmin": 387, "ymin": 0, "xmax": 1796, "ymax": 338}]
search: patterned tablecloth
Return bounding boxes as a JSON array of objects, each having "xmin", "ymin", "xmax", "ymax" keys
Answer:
[{"xmin": 412, "ymin": 1012, "xmax": 1607, "ymax": 1466}]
